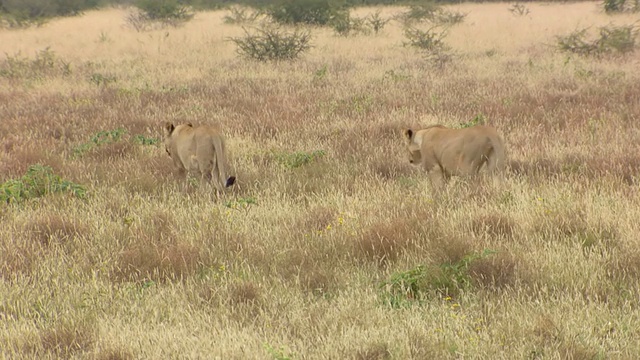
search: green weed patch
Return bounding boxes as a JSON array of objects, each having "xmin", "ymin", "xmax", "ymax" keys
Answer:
[
  {"xmin": 0, "ymin": 164, "xmax": 86, "ymax": 204},
  {"xmin": 380, "ymin": 249, "xmax": 497, "ymax": 308}
]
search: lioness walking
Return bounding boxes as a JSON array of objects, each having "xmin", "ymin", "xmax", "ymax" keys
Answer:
[
  {"xmin": 163, "ymin": 122, "xmax": 236, "ymax": 191},
  {"xmin": 403, "ymin": 124, "xmax": 506, "ymax": 188}
]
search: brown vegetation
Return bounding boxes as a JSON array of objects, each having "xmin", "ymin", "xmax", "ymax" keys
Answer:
[{"xmin": 1, "ymin": 2, "xmax": 640, "ymax": 358}]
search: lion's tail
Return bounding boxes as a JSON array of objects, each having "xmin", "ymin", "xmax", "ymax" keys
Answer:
[
  {"xmin": 487, "ymin": 134, "xmax": 507, "ymax": 175},
  {"xmin": 212, "ymin": 136, "xmax": 236, "ymax": 189}
]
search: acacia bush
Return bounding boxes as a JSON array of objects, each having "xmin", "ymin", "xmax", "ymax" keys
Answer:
[
  {"xmin": 331, "ymin": 12, "xmax": 368, "ymax": 36},
  {"xmin": 266, "ymin": 0, "xmax": 344, "ymax": 26},
  {"xmin": 557, "ymin": 24, "xmax": 639, "ymax": 56},
  {"xmin": 403, "ymin": 24, "xmax": 453, "ymax": 65},
  {"xmin": 128, "ymin": 0, "xmax": 194, "ymax": 30},
  {"xmin": 229, "ymin": 26, "xmax": 312, "ymax": 61}
]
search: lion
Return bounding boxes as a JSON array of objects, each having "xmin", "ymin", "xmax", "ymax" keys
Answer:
[
  {"xmin": 163, "ymin": 122, "xmax": 236, "ymax": 191},
  {"xmin": 403, "ymin": 124, "xmax": 506, "ymax": 188}
]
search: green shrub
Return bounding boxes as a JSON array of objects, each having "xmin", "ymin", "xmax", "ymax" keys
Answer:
[
  {"xmin": 223, "ymin": 6, "xmax": 263, "ymax": 24},
  {"xmin": 366, "ymin": 10, "xmax": 390, "ymax": 34},
  {"xmin": 557, "ymin": 28, "xmax": 597, "ymax": 55},
  {"xmin": 267, "ymin": 0, "xmax": 343, "ymax": 26},
  {"xmin": 397, "ymin": 3, "xmax": 464, "ymax": 27},
  {"xmin": 396, "ymin": 3, "xmax": 439, "ymax": 26},
  {"xmin": 598, "ymin": 24, "xmax": 638, "ymax": 54},
  {"xmin": 331, "ymin": 12, "xmax": 369, "ymax": 37},
  {"xmin": 128, "ymin": 0, "xmax": 194, "ymax": 30},
  {"xmin": 0, "ymin": 0, "xmax": 97, "ymax": 28},
  {"xmin": 224, "ymin": 197, "xmax": 257, "ymax": 211},
  {"xmin": 135, "ymin": 0, "xmax": 193, "ymax": 21},
  {"xmin": 459, "ymin": 114, "xmax": 486, "ymax": 129},
  {"xmin": 379, "ymin": 265, "xmax": 428, "ymax": 308},
  {"xmin": 603, "ymin": 0, "xmax": 639, "ymax": 13},
  {"xmin": 229, "ymin": 26, "xmax": 313, "ymax": 62},
  {"xmin": 73, "ymin": 128, "xmax": 128, "ymax": 157},
  {"xmin": 275, "ymin": 150, "xmax": 326, "ymax": 169},
  {"xmin": 403, "ymin": 25, "xmax": 453, "ymax": 65},
  {"xmin": 132, "ymin": 134, "xmax": 160, "ymax": 146},
  {"xmin": 0, "ymin": 165, "xmax": 86, "ymax": 204},
  {"xmin": 404, "ymin": 25, "xmax": 449, "ymax": 52},
  {"xmin": 557, "ymin": 24, "xmax": 639, "ymax": 56},
  {"xmin": 379, "ymin": 249, "xmax": 497, "ymax": 307},
  {"xmin": 0, "ymin": 48, "xmax": 71, "ymax": 80},
  {"xmin": 73, "ymin": 128, "xmax": 160, "ymax": 156},
  {"xmin": 431, "ymin": 9, "xmax": 466, "ymax": 25}
]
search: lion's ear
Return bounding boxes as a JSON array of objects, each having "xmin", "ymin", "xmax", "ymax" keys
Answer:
[
  {"xmin": 403, "ymin": 129, "xmax": 414, "ymax": 140},
  {"xmin": 186, "ymin": 122, "xmax": 193, "ymax": 127},
  {"xmin": 164, "ymin": 122, "xmax": 175, "ymax": 135}
]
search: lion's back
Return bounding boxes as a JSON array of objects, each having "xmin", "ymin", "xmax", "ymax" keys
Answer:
[
  {"xmin": 430, "ymin": 125, "xmax": 502, "ymax": 174},
  {"xmin": 173, "ymin": 125, "xmax": 221, "ymax": 159}
]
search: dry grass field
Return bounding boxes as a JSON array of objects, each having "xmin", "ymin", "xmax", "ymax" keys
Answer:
[{"xmin": 1, "ymin": 1, "xmax": 640, "ymax": 358}]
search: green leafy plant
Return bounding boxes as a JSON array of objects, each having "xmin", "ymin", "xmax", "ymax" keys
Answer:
[
  {"xmin": 275, "ymin": 150, "xmax": 326, "ymax": 169},
  {"xmin": 132, "ymin": 134, "xmax": 160, "ymax": 146},
  {"xmin": 459, "ymin": 114, "xmax": 486, "ymax": 128},
  {"xmin": 314, "ymin": 64, "xmax": 328, "ymax": 80},
  {"xmin": 229, "ymin": 26, "xmax": 312, "ymax": 62},
  {"xmin": 73, "ymin": 128, "xmax": 157, "ymax": 156},
  {"xmin": 264, "ymin": 342, "xmax": 293, "ymax": 360},
  {"xmin": 0, "ymin": 164, "xmax": 86, "ymax": 203},
  {"xmin": 380, "ymin": 265, "xmax": 428, "ymax": 308},
  {"xmin": 432, "ymin": 249, "xmax": 497, "ymax": 296},
  {"xmin": 380, "ymin": 249, "xmax": 497, "ymax": 307},
  {"xmin": 224, "ymin": 197, "xmax": 257, "ymax": 211},
  {"xmin": 72, "ymin": 128, "xmax": 128, "ymax": 156}
]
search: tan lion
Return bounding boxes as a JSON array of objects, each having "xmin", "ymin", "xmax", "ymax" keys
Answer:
[
  {"xmin": 163, "ymin": 122, "xmax": 236, "ymax": 191},
  {"xmin": 403, "ymin": 124, "xmax": 506, "ymax": 188}
]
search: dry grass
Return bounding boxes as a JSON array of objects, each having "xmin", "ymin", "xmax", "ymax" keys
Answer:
[{"xmin": 2, "ymin": 2, "xmax": 640, "ymax": 358}]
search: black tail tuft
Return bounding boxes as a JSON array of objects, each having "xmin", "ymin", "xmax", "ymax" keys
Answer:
[{"xmin": 225, "ymin": 176, "xmax": 236, "ymax": 187}]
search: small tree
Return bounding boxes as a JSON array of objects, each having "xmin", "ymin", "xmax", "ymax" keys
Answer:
[
  {"xmin": 128, "ymin": 0, "xmax": 194, "ymax": 30},
  {"xmin": 331, "ymin": 12, "xmax": 369, "ymax": 37},
  {"xmin": 223, "ymin": 6, "xmax": 263, "ymax": 25},
  {"xmin": 403, "ymin": 25, "xmax": 453, "ymax": 66},
  {"xmin": 267, "ymin": 0, "xmax": 342, "ymax": 26},
  {"xmin": 557, "ymin": 24, "xmax": 638, "ymax": 56},
  {"xmin": 367, "ymin": 11, "xmax": 390, "ymax": 34},
  {"xmin": 229, "ymin": 26, "xmax": 313, "ymax": 62}
]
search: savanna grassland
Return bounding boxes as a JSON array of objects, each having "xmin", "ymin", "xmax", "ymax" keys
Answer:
[{"xmin": 1, "ymin": 2, "xmax": 640, "ymax": 359}]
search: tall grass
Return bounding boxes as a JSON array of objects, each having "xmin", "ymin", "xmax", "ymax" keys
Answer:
[{"xmin": 1, "ymin": 2, "xmax": 640, "ymax": 358}]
